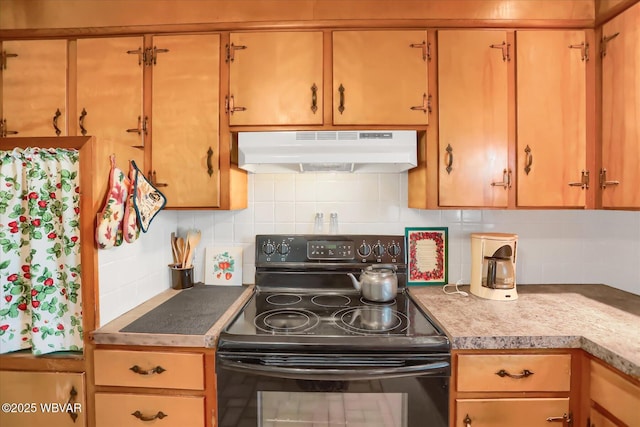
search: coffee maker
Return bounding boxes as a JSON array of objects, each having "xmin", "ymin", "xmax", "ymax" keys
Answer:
[{"xmin": 470, "ymin": 233, "xmax": 518, "ymax": 300}]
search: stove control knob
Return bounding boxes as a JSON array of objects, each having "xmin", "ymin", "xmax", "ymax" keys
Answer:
[
  {"xmin": 262, "ymin": 242, "xmax": 276, "ymax": 256},
  {"xmin": 388, "ymin": 243, "xmax": 401, "ymax": 257},
  {"xmin": 373, "ymin": 243, "xmax": 386, "ymax": 257},
  {"xmin": 277, "ymin": 242, "xmax": 290, "ymax": 255},
  {"xmin": 357, "ymin": 243, "xmax": 371, "ymax": 258}
]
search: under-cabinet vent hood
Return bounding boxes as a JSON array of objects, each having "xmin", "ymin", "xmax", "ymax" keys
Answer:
[{"xmin": 237, "ymin": 130, "xmax": 418, "ymax": 173}]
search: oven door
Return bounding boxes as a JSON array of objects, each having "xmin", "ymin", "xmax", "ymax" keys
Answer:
[{"xmin": 216, "ymin": 352, "xmax": 449, "ymax": 427}]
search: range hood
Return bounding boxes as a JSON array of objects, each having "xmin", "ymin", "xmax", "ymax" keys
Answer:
[{"xmin": 237, "ymin": 130, "xmax": 418, "ymax": 173}]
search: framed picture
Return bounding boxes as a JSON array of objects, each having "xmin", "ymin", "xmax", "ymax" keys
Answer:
[
  {"xmin": 204, "ymin": 246, "xmax": 243, "ymax": 286},
  {"xmin": 405, "ymin": 227, "xmax": 448, "ymax": 286}
]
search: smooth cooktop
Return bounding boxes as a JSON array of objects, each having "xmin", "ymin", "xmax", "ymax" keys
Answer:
[{"xmin": 223, "ymin": 290, "xmax": 444, "ymax": 338}]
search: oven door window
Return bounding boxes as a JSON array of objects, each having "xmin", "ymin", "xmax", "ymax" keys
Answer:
[{"xmin": 259, "ymin": 391, "xmax": 406, "ymax": 427}]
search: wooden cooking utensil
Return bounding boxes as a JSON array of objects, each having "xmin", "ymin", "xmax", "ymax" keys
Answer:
[
  {"xmin": 184, "ymin": 229, "xmax": 202, "ymax": 268},
  {"xmin": 171, "ymin": 232, "xmax": 179, "ymax": 264},
  {"xmin": 176, "ymin": 236, "xmax": 185, "ymax": 266}
]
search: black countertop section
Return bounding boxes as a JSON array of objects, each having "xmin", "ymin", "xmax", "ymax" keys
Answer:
[{"xmin": 119, "ymin": 284, "xmax": 248, "ymax": 335}]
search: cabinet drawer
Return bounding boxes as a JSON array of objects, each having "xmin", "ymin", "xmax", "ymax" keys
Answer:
[
  {"xmin": 457, "ymin": 398, "xmax": 569, "ymax": 427},
  {"xmin": 95, "ymin": 393, "xmax": 204, "ymax": 427},
  {"xmin": 457, "ymin": 354, "xmax": 571, "ymax": 392},
  {"xmin": 590, "ymin": 360, "xmax": 640, "ymax": 427},
  {"xmin": 94, "ymin": 349, "xmax": 204, "ymax": 390}
]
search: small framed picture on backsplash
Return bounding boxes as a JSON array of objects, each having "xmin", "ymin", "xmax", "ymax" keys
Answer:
[
  {"xmin": 405, "ymin": 227, "xmax": 448, "ymax": 286},
  {"xmin": 205, "ymin": 246, "xmax": 243, "ymax": 286}
]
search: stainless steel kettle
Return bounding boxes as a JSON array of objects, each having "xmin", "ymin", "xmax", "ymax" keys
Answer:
[{"xmin": 347, "ymin": 265, "xmax": 398, "ymax": 302}]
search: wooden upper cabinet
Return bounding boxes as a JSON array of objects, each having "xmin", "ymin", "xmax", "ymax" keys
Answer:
[
  {"xmin": 601, "ymin": 1, "xmax": 640, "ymax": 209},
  {"xmin": 76, "ymin": 37, "xmax": 145, "ymax": 147},
  {"xmin": 437, "ymin": 30, "xmax": 509, "ymax": 207},
  {"xmin": 228, "ymin": 31, "xmax": 323, "ymax": 126},
  {"xmin": 1, "ymin": 40, "xmax": 67, "ymax": 137},
  {"xmin": 516, "ymin": 30, "xmax": 587, "ymax": 208},
  {"xmin": 151, "ymin": 33, "xmax": 221, "ymax": 208},
  {"xmin": 332, "ymin": 30, "xmax": 429, "ymax": 125}
]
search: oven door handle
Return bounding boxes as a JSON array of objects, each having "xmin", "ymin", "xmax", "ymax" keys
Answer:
[{"xmin": 218, "ymin": 357, "xmax": 449, "ymax": 381}]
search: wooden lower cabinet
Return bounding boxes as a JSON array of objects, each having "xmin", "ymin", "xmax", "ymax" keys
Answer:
[
  {"xmin": 0, "ymin": 371, "xmax": 86, "ymax": 427},
  {"xmin": 453, "ymin": 351, "xmax": 573, "ymax": 427},
  {"xmin": 589, "ymin": 358, "xmax": 640, "ymax": 427},
  {"xmin": 92, "ymin": 347, "xmax": 215, "ymax": 427},
  {"xmin": 588, "ymin": 407, "xmax": 619, "ymax": 427},
  {"xmin": 457, "ymin": 398, "xmax": 569, "ymax": 427},
  {"xmin": 95, "ymin": 393, "xmax": 204, "ymax": 427}
]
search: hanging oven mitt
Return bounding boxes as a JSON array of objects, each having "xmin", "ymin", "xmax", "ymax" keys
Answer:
[
  {"xmin": 131, "ymin": 160, "xmax": 167, "ymax": 233},
  {"xmin": 122, "ymin": 161, "xmax": 141, "ymax": 243},
  {"xmin": 95, "ymin": 155, "xmax": 128, "ymax": 249}
]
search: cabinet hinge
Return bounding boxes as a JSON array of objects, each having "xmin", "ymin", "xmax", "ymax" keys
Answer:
[
  {"xmin": 145, "ymin": 46, "xmax": 169, "ymax": 66},
  {"xmin": 568, "ymin": 42, "xmax": 589, "ymax": 61},
  {"xmin": 126, "ymin": 47, "xmax": 145, "ymax": 66},
  {"xmin": 490, "ymin": 41, "xmax": 511, "ymax": 61},
  {"xmin": 1, "ymin": 50, "xmax": 18, "ymax": 70},
  {"xmin": 599, "ymin": 168, "xmax": 620, "ymax": 189},
  {"xmin": 226, "ymin": 43, "xmax": 247, "ymax": 63},
  {"xmin": 410, "ymin": 93, "xmax": 431, "ymax": 114},
  {"xmin": 409, "ymin": 41, "xmax": 430, "ymax": 61},
  {"xmin": 569, "ymin": 170, "xmax": 590, "ymax": 189},
  {"xmin": 600, "ymin": 32, "xmax": 620, "ymax": 57},
  {"xmin": 546, "ymin": 412, "xmax": 572, "ymax": 426},
  {"xmin": 0, "ymin": 118, "xmax": 19, "ymax": 137}
]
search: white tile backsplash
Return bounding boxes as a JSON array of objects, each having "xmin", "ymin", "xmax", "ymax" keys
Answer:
[{"xmin": 98, "ymin": 172, "xmax": 640, "ymax": 326}]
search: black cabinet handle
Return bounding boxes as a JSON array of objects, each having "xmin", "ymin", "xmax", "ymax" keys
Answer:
[
  {"xmin": 131, "ymin": 410, "xmax": 168, "ymax": 421},
  {"xmin": 53, "ymin": 108, "xmax": 62, "ymax": 136},
  {"xmin": 207, "ymin": 147, "xmax": 214, "ymax": 177},
  {"xmin": 495, "ymin": 368, "xmax": 534, "ymax": 379},
  {"xmin": 79, "ymin": 108, "xmax": 87, "ymax": 136},
  {"xmin": 129, "ymin": 364, "xmax": 166, "ymax": 375},
  {"xmin": 66, "ymin": 386, "xmax": 79, "ymax": 423}
]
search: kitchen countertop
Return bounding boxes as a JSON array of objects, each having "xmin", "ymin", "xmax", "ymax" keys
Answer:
[
  {"xmin": 410, "ymin": 284, "xmax": 640, "ymax": 379},
  {"xmin": 91, "ymin": 283, "xmax": 639, "ymax": 379},
  {"xmin": 91, "ymin": 284, "xmax": 254, "ymax": 348}
]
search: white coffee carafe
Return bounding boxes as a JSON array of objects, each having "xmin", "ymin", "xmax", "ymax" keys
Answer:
[{"xmin": 470, "ymin": 233, "xmax": 518, "ymax": 300}]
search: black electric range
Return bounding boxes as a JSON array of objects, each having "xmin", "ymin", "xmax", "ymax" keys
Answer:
[{"xmin": 216, "ymin": 235, "xmax": 451, "ymax": 427}]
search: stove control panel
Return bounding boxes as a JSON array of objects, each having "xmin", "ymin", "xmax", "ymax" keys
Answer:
[
  {"xmin": 256, "ymin": 235, "xmax": 405, "ymax": 265},
  {"xmin": 308, "ymin": 241, "xmax": 354, "ymax": 259}
]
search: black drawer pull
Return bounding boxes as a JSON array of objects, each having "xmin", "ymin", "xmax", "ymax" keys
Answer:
[
  {"xmin": 131, "ymin": 410, "xmax": 167, "ymax": 421},
  {"xmin": 129, "ymin": 365, "xmax": 166, "ymax": 375},
  {"xmin": 495, "ymin": 368, "xmax": 534, "ymax": 379}
]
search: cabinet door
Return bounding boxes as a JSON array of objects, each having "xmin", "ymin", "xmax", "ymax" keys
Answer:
[
  {"xmin": 1, "ymin": 40, "xmax": 67, "ymax": 137},
  {"xmin": 516, "ymin": 30, "xmax": 587, "ymax": 207},
  {"xmin": 438, "ymin": 30, "xmax": 509, "ymax": 207},
  {"xmin": 457, "ymin": 398, "xmax": 569, "ymax": 427},
  {"xmin": 589, "ymin": 407, "xmax": 618, "ymax": 427},
  {"xmin": 601, "ymin": 1, "xmax": 640, "ymax": 209},
  {"xmin": 0, "ymin": 371, "xmax": 86, "ymax": 427},
  {"xmin": 77, "ymin": 37, "xmax": 144, "ymax": 147},
  {"xmin": 590, "ymin": 359, "xmax": 640, "ymax": 427},
  {"xmin": 333, "ymin": 30, "xmax": 429, "ymax": 125},
  {"xmin": 228, "ymin": 31, "xmax": 323, "ymax": 125},
  {"xmin": 151, "ymin": 34, "xmax": 221, "ymax": 208}
]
